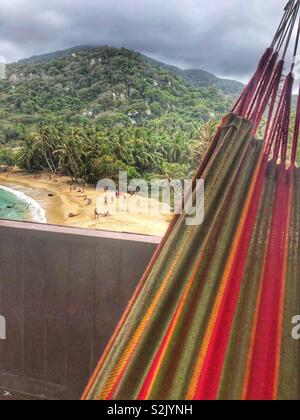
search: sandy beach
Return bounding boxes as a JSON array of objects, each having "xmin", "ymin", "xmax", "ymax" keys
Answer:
[{"xmin": 0, "ymin": 170, "xmax": 172, "ymax": 237}]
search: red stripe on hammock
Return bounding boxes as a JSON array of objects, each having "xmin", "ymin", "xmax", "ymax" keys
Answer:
[
  {"xmin": 245, "ymin": 165, "xmax": 291, "ymax": 400},
  {"xmin": 193, "ymin": 157, "xmax": 268, "ymax": 400},
  {"xmin": 137, "ymin": 315, "xmax": 176, "ymax": 400}
]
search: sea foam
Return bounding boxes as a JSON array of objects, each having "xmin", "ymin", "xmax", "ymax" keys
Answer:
[{"xmin": 0, "ymin": 185, "xmax": 47, "ymax": 223}]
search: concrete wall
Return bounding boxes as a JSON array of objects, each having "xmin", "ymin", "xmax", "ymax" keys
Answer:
[{"xmin": 0, "ymin": 221, "xmax": 160, "ymax": 400}]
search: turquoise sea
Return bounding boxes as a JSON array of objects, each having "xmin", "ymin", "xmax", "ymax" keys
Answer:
[{"xmin": 0, "ymin": 185, "xmax": 46, "ymax": 223}]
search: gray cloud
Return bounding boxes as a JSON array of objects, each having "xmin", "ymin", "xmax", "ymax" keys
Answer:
[{"xmin": 0, "ymin": 0, "xmax": 288, "ymax": 81}]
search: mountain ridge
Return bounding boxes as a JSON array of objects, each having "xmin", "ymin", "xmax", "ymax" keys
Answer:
[
  {"xmin": 0, "ymin": 45, "xmax": 235, "ymax": 142},
  {"xmin": 141, "ymin": 54, "xmax": 244, "ymax": 97},
  {"xmin": 17, "ymin": 45, "xmax": 244, "ymax": 97}
]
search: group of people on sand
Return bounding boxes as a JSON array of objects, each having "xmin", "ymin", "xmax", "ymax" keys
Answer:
[
  {"xmin": 93, "ymin": 187, "xmax": 129, "ymax": 220},
  {"xmin": 67, "ymin": 182, "xmax": 142, "ymax": 222},
  {"xmin": 70, "ymin": 184, "xmax": 93, "ymax": 206},
  {"xmin": 94, "ymin": 188, "xmax": 143, "ymax": 219},
  {"xmin": 69, "ymin": 183, "xmax": 113, "ymax": 221},
  {"xmin": 69, "ymin": 184, "xmax": 86, "ymax": 194},
  {"xmin": 32, "ymin": 171, "xmax": 62, "ymax": 182}
]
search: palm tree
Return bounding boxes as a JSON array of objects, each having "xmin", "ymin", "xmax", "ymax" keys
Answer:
[
  {"xmin": 189, "ymin": 119, "xmax": 217, "ymax": 170},
  {"xmin": 18, "ymin": 133, "xmax": 43, "ymax": 171},
  {"xmin": 55, "ymin": 127, "xmax": 85, "ymax": 182},
  {"xmin": 37, "ymin": 125, "xmax": 61, "ymax": 173}
]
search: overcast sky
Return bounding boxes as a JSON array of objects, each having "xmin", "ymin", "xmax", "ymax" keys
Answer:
[{"xmin": 0, "ymin": 0, "xmax": 288, "ymax": 81}]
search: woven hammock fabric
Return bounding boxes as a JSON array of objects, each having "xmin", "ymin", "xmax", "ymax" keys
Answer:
[
  {"xmin": 83, "ymin": 114, "xmax": 299, "ymax": 400},
  {"xmin": 83, "ymin": 1, "xmax": 300, "ymax": 400}
]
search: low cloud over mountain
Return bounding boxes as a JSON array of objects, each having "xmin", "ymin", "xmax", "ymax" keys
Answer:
[{"xmin": 0, "ymin": 0, "xmax": 286, "ymax": 81}]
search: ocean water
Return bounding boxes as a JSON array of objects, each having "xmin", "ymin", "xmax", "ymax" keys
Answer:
[{"xmin": 0, "ymin": 185, "xmax": 47, "ymax": 223}]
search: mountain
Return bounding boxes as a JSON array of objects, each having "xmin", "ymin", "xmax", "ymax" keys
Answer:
[
  {"xmin": 17, "ymin": 46, "xmax": 92, "ymax": 65},
  {"xmin": 176, "ymin": 69, "xmax": 243, "ymax": 97},
  {"xmin": 0, "ymin": 46, "xmax": 243, "ymax": 180},
  {"xmin": 19, "ymin": 47, "xmax": 244, "ymax": 97},
  {"xmin": 0, "ymin": 46, "xmax": 235, "ymax": 144},
  {"xmin": 142, "ymin": 56, "xmax": 244, "ymax": 97}
]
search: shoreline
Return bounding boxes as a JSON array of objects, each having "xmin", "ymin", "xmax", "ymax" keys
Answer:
[
  {"xmin": 0, "ymin": 171, "xmax": 172, "ymax": 237},
  {"xmin": 0, "ymin": 184, "xmax": 47, "ymax": 223}
]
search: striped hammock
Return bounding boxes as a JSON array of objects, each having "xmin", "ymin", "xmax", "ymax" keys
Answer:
[{"xmin": 83, "ymin": 0, "xmax": 300, "ymax": 400}]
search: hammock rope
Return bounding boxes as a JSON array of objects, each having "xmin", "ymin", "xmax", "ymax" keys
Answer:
[{"xmin": 83, "ymin": 1, "xmax": 300, "ymax": 401}]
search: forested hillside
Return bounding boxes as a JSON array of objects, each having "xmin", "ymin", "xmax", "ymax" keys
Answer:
[
  {"xmin": 142, "ymin": 55, "xmax": 244, "ymax": 97},
  {"xmin": 0, "ymin": 46, "xmax": 235, "ymax": 181}
]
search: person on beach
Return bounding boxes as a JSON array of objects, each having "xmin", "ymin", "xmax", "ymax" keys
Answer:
[
  {"xmin": 69, "ymin": 212, "xmax": 79, "ymax": 218},
  {"xmin": 101, "ymin": 211, "xmax": 111, "ymax": 218},
  {"xmin": 94, "ymin": 208, "xmax": 100, "ymax": 219}
]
